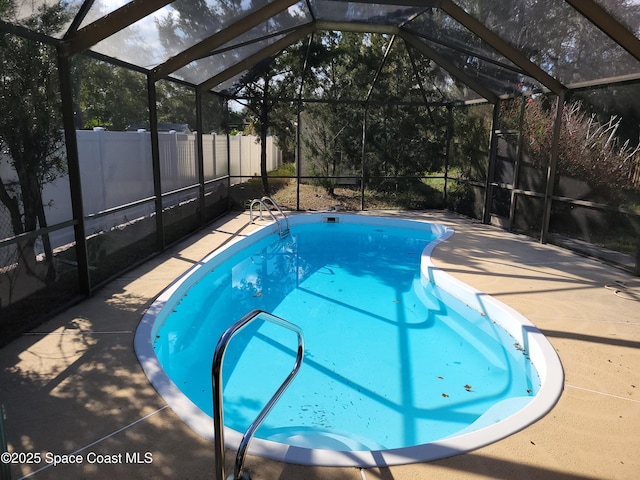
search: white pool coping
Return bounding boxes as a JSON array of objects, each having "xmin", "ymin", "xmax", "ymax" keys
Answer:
[{"xmin": 134, "ymin": 213, "xmax": 564, "ymax": 467}]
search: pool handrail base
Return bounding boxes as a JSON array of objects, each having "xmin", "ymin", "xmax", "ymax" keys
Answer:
[{"xmin": 212, "ymin": 309, "xmax": 304, "ymax": 480}]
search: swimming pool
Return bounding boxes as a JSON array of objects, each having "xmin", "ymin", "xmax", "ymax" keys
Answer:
[{"xmin": 135, "ymin": 213, "xmax": 563, "ymax": 467}]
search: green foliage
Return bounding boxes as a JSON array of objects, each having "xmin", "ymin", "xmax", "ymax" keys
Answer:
[
  {"xmin": 268, "ymin": 162, "xmax": 296, "ymax": 178},
  {"xmin": 155, "ymin": 80, "xmax": 196, "ymax": 129},
  {"xmin": 302, "ymin": 102, "xmax": 356, "ymax": 194},
  {"xmin": 71, "ymin": 57, "xmax": 227, "ymax": 132},
  {"xmin": 0, "ymin": 0, "xmax": 70, "ymax": 284},
  {"xmin": 458, "ymin": 0, "xmax": 640, "ymax": 88},
  {"xmin": 452, "ymin": 104, "xmax": 492, "ymax": 181},
  {"xmin": 500, "ymin": 97, "xmax": 639, "ymax": 201},
  {"xmin": 73, "ymin": 57, "xmax": 149, "ymax": 130},
  {"xmin": 292, "ymin": 31, "xmax": 473, "ymax": 192},
  {"xmin": 0, "ymin": 0, "xmax": 13, "ymax": 17},
  {"xmin": 0, "ymin": 2, "xmax": 69, "ymax": 235}
]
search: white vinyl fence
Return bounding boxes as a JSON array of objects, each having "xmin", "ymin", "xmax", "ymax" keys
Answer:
[{"xmin": 0, "ymin": 129, "xmax": 281, "ymax": 254}]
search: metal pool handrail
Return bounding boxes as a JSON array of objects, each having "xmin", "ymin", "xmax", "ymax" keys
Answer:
[
  {"xmin": 212, "ymin": 309, "xmax": 304, "ymax": 480},
  {"xmin": 249, "ymin": 196, "xmax": 290, "ymax": 237}
]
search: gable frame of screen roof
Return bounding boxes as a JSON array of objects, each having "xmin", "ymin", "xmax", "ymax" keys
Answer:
[
  {"xmin": 151, "ymin": 0, "xmax": 302, "ymax": 82},
  {"xmin": 565, "ymin": 0, "xmax": 640, "ymax": 63},
  {"xmin": 197, "ymin": 22, "xmax": 499, "ymax": 107},
  {"xmin": 196, "ymin": 24, "xmax": 316, "ymax": 94},
  {"xmin": 176, "ymin": 17, "xmax": 564, "ymax": 106},
  {"xmin": 36, "ymin": 0, "xmax": 637, "ymax": 101},
  {"xmin": 143, "ymin": 1, "xmax": 638, "ymax": 237},
  {"xmin": 0, "ymin": 1, "xmax": 637, "ymax": 96},
  {"xmin": 194, "ymin": 19, "xmax": 500, "ymax": 105},
  {"xmin": 61, "ymin": 0, "xmax": 174, "ymax": 56},
  {"xmin": 400, "ymin": 31, "xmax": 499, "ymax": 104},
  {"xmin": 438, "ymin": 1, "xmax": 567, "ymax": 96}
]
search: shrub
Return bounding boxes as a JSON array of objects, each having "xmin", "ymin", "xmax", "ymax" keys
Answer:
[{"xmin": 501, "ymin": 98, "xmax": 639, "ymax": 202}]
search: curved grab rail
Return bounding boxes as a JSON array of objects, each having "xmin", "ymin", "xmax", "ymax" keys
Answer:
[
  {"xmin": 212, "ymin": 309, "xmax": 304, "ymax": 480},
  {"xmin": 249, "ymin": 196, "xmax": 289, "ymax": 237},
  {"xmin": 248, "ymin": 198, "xmax": 266, "ymax": 223},
  {"xmin": 260, "ymin": 196, "xmax": 290, "ymax": 235}
]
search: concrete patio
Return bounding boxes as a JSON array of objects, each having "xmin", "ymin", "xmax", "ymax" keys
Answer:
[{"xmin": 1, "ymin": 210, "xmax": 638, "ymax": 480}]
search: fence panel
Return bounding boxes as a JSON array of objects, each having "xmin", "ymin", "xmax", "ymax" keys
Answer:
[
  {"xmin": 215, "ymin": 134, "xmax": 228, "ymax": 178},
  {"xmin": 2, "ymin": 130, "xmax": 281, "ymax": 254},
  {"xmin": 77, "ymin": 129, "xmax": 155, "ymax": 211}
]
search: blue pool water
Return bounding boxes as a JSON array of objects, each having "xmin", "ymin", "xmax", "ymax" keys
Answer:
[{"xmin": 153, "ymin": 219, "xmax": 539, "ymax": 452}]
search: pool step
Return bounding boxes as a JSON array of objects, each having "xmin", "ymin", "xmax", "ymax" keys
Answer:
[{"xmin": 263, "ymin": 426, "xmax": 386, "ymax": 451}]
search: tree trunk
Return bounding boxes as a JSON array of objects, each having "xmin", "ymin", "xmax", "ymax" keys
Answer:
[
  {"xmin": 260, "ymin": 85, "xmax": 270, "ymax": 197},
  {"xmin": 37, "ymin": 199, "xmax": 57, "ymax": 281},
  {"xmin": 260, "ymin": 118, "xmax": 270, "ymax": 196},
  {"xmin": 0, "ymin": 145, "xmax": 55, "ymax": 283}
]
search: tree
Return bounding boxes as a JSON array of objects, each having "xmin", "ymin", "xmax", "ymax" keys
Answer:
[
  {"xmin": 0, "ymin": 2, "xmax": 69, "ymax": 286},
  {"xmin": 73, "ymin": 57, "xmax": 149, "ymax": 130},
  {"xmin": 460, "ymin": 0, "xmax": 640, "ymax": 87},
  {"xmin": 295, "ymin": 31, "xmax": 455, "ymax": 192},
  {"xmin": 235, "ymin": 38, "xmax": 311, "ymax": 195},
  {"xmin": 238, "ymin": 63, "xmax": 288, "ymax": 196},
  {"xmin": 301, "ymin": 103, "xmax": 354, "ymax": 195}
]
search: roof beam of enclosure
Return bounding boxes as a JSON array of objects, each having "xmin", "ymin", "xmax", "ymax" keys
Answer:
[
  {"xmin": 64, "ymin": 0, "xmax": 174, "ymax": 56},
  {"xmin": 63, "ymin": 0, "xmax": 96, "ymax": 39},
  {"xmin": 410, "ymin": 30, "xmax": 527, "ymax": 76},
  {"xmin": 366, "ymin": 35, "xmax": 396, "ymax": 103},
  {"xmin": 152, "ymin": 0, "xmax": 301, "ymax": 81},
  {"xmin": 0, "ymin": 20, "xmax": 59, "ymax": 45},
  {"xmin": 439, "ymin": 0, "xmax": 566, "ymax": 96},
  {"xmin": 406, "ymin": 42, "xmax": 435, "ymax": 106},
  {"xmin": 400, "ymin": 31, "xmax": 499, "ymax": 104},
  {"xmin": 297, "ymin": 33, "xmax": 316, "ymax": 99},
  {"xmin": 203, "ymin": 26, "xmax": 301, "ymax": 58},
  {"xmin": 324, "ymin": 0, "xmax": 442, "ymax": 6},
  {"xmin": 405, "ymin": 43, "xmax": 442, "ymax": 123},
  {"xmin": 198, "ymin": 24, "xmax": 315, "ymax": 94},
  {"xmin": 315, "ymin": 21, "xmax": 399, "ymax": 35},
  {"xmin": 567, "ymin": 72, "xmax": 640, "ymax": 91},
  {"xmin": 304, "ymin": 0, "xmax": 316, "ymax": 22},
  {"xmin": 228, "ymin": 95, "xmax": 462, "ymax": 107},
  {"xmin": 564, "ymin": 0, "xmax": 640, "ymax": 63}
]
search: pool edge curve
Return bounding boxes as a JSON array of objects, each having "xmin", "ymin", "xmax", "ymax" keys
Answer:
[{"xmin": 134, "ymin": 212, "xmax": 564, "ymax": 468}]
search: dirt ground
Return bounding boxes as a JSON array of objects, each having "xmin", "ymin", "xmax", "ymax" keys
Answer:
[{"xmin": 231, "ymin": 178, "xmax": 420, "ymax": 212}]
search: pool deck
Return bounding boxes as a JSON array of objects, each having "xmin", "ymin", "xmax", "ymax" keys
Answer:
[{"xmin": 1, "ymin": 210, "xmax": 639, "ymax": 480}]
